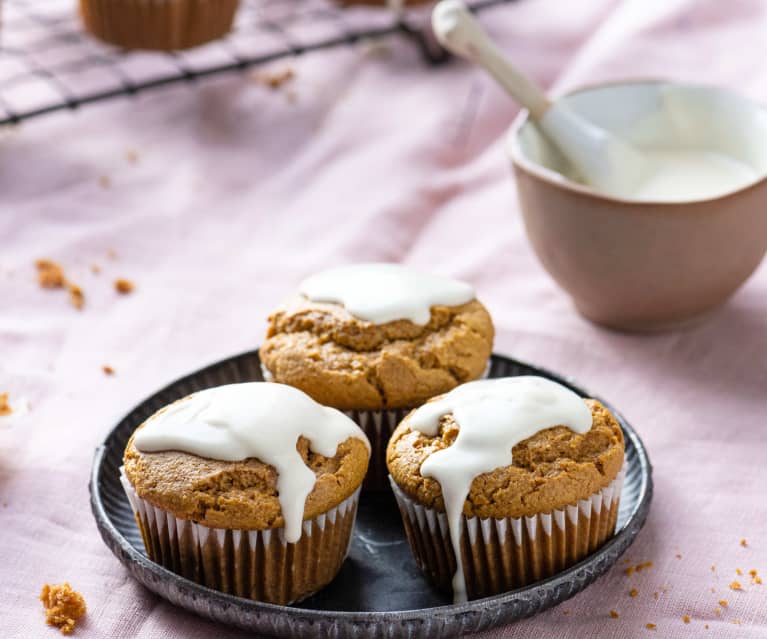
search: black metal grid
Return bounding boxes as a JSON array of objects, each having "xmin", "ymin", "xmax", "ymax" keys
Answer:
[{"xmin": 0, "ymin": 0, "xmax": 511, "ymax": 126}]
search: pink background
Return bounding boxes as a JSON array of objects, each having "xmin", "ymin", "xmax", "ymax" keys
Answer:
[{"xmin": 1, "ymin": 0, "xmax": 766, "ymax": 636}]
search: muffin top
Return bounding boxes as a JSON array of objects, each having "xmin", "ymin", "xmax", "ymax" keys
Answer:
[
  {"xmin": 123, "ymin": 382, "xmax": 370, "ymax": 538},
  {"xmin": 261, "ymin": 263, "xmax": 494, "ymax": 410},
  {"xmin": 386, "ymin": 377, "xmax": 624, "ymax": 519}
]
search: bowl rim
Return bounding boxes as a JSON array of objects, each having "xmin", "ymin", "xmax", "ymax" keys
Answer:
[{"xmin": 506, "ymin": 78, "xmax": 767, "ymax": 207}]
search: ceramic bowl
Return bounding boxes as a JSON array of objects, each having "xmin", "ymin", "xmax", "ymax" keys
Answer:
[{"xmin": 507, "ymin": 81, "xmax": 767, "ymax": 332}]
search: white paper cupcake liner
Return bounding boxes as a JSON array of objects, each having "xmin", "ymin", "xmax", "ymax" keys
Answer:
[
  {"xmin": 390, "ymin": 464, "xmax": 625, "ymax": 600},
  {"xmin": 120, "ymin": 468, "xmax": 360, "ymax": 605}
]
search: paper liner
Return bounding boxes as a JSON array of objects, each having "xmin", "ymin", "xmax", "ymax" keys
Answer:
[
  {"xmin": 120, "ymin": 469, "xmax": 360, "ymax": 605},
  {"xmin": 261, "ymin": 359, "xmax": 491, "ymax": 491},
  {"xmin": 79, "ymin": 0, "xmax": 240, "ymax": 51},
  {"xmin": 390, "ymin": 465, "xmax": 625, "ymax": 600}
]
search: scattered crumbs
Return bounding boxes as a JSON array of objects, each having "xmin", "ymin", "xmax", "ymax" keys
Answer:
[
  {"xmin": 729, "ymin": 581, "xmax": 743, "ymax": 591},
  {"xmin": 0, "ymin": 393, "xmax": 12, "ymax": 416},
  {"xmin": 625, "ymin": 565, "xmax": 635, "ymax": 576},
  {"xmin": 125, "ymin": 149, "xmax": 139, "ymax": 164},
  {"xmin": 741, "ymin": 538, "xmax": 748, "ymax": 547},
  {"xmin": 710, "ymin": 587, "xmax": 716, "ymax": 593},
  {"xmin": 253, "ymin": 67, "xmax": 295, "ymax": 90},
  {"xmin": 636, "ymin": 561, "xmax": 653, "ymax": 572},
  {"xmin": 630, "ymin": 588, "xmax": 639, "ymax": 597},
  {"xmin": 36, "ymin": 259, "xmax": 65, "ymax": 288},
  {"xmin": 40, "ymin": 583, "xmax": 86, "ymax": 635},
  {"xmin": 719, "ymin": 599, "xmax": 728, "ymax": 607},
  {"xmin": 705, "ymin": 624, "xmax": 709, "ymax": 630},
  {"xmin": 622, "ymin": 558, "xmax": 633, "ymax": 565},
  {"xmin": 736, "ymin": 568, "xmax": 743, "ymax": 575},
  {"xmin": 645, "ymin": 623, "xmax": 656, "ymax": 630},
  {"xmin": 91, "ymin": 264, "xmax": 101, "ymax": 275},
  {"xmin": 107, "ymin": 248, "xmax": 117, "ymax": 259},
  {"xmin": 714, "ymin": 608, "xmax": 722, "ymax": 616},
  {"xmin": 98, "ymin": 175, "xmax": 111, "ymax": 189},
  {"xmin": 683, "ymin": 615, "xmax": 691, "ymax": 624},
  {"xmin": 755, "ymin": 576, "xmax": 763, "ymax": 585},
  {"xmin": 652, "ymin": 591, "xmax": 659, "ymax": 601},
  {"xmin": 562, "ymin": 610, "xmax": 571, "ymax": 615},
  {"xmin": 114, "ymin": 278, "xmax": 134, "ymax": 294},
  {"xmin": 609, "ymin": 610, "xmax": 620, "ymax": 619},
  {"xmin": 675, "ymin": 553, "xmax": 682, "ymax": 559},
  {"xmin": 732, "ymin": 619, "xmax": 742, "ymax": 625},
  {"xmin": 102, "ymin": 365, "xmax": 115, "ymax": 376},
  {"xmin": 711, "ymin": 565, "xmax": 716, "ymax": 572},
  {"xmin": 749, "ymin": 569, "xmax": 758, "ymax": 577},
  {"xmin": 67, "ymin": 283, "xmax": 84, "ymax": 310}
]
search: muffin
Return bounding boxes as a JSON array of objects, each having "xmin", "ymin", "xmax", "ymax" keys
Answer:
[
  {"xmin": 79, "ymin": 0, "xmax": 240, "ymax": 51},
  {"xmin": 260, "ymin": 263, "xmax": 494, "ymax": 489},
  {"xmin": 121, "ymin": 382, "xmax": 370, "ymax": 605},
  {"xmin": 387, "ymin": 376, "xmax": 625, "ymax": 602}
]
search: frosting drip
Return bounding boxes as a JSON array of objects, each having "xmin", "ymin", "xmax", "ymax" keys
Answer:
[
  {"xmin": 299, "ymin": 263, "xmax": 475, "ymax": 325},
  {"xmin": 407, "ymin": 376, "xmax": 593, "ymax": 603},
  {"xmin": 133, "ymin": 382, "xmax": 370, "ymax": 543}
]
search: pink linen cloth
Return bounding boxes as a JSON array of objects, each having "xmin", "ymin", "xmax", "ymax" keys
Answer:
[{"xmin": 1, "ymin": 0, "xmax": 766, "ymax": 637}]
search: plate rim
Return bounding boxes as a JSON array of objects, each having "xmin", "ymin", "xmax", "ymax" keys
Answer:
[{"xmin": 90, "ymin": 349, "xmax": 654, "ymax": 625}]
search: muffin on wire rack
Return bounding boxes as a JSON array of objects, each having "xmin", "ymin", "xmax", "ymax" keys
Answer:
[{"xmin": 79, "ymin": 0, "xmax": 240, "ymax": 51}]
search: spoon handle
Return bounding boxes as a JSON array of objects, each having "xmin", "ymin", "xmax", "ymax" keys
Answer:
[{"xmin": 432, "ymin": 0, "xmax": 550, "ymax": 119}]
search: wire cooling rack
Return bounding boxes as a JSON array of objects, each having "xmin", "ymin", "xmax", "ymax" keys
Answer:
[{"xmin": 0, "ymin": 0, "xmax": 512, "ymax": 126}]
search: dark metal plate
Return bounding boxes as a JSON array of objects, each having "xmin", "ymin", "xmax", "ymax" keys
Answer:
[{"xmin": 90, "ymin": 351, "xmax": 653, "ymax": 638}]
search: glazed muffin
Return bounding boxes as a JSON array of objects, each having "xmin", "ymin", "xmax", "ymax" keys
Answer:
[
  {"xmin": 79, "ymin": 0, "xmax": 239, "ymax": 51},
  {"xmin": 121, "ymin": 382, "xmax": 370, "ymax": 605},
  {"xmin": 387, "ymin": 376, "xmax": 625, "ymax": 602},
  {"xmin": 260, "ymin": 263, "xmax": 494, "ymax": 489}
]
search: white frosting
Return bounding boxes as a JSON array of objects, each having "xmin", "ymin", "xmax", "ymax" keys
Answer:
[
  {"xmin": 299, "ymin": 263, "xmax": 475, "ymax": 326},
  {"xmin": 407, "ymin": 376, "xmax": 593, "ymax": 603},
  {"xmin": 628, "ymin": 149, "xmax": 757, "ymax": 201},
  {"xmin": 133, "ymin": 382, "xmax": 370, "ymax": 543}
]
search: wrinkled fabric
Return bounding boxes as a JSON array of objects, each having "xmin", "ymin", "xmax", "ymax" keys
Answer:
[{"xmin": 1, "ymin": 0, "xmax": 766, "ymax": 637}]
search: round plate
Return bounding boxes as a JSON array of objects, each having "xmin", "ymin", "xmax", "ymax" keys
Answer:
[{"xmin": 90, "ymin": 351, "xmax": 653, "ymax": 638}]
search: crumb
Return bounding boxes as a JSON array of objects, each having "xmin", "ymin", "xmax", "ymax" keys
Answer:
[
  {"xmin": 90, "ymin": 264, "xmax": 100, "ymax": 275},
  {"xmin": 740, "ymin": 538, "xmax": 747, "ymax": 547},
  {"xmin": 107, "ymin": 248, "xmax": 117, "ymax": 259},
  {"xmin": 114, "ymin": 278, "xmax": 134, "ymax": 294},
  {"xmin": 0, "ymin": 393, "xmax": 12, "ymax": 416},
  {"xmin": 749, "ymin": 569, "xmax": 758, "ymax": 577},
  {"xmin": 705, "ymin": 624, "xmax": 709, "ymax": 630},
  {"xmin": 630, "ymin": 588, "xmax": 639, "ymax": 597},
  {"xmin": 625, "ymin": 566, "xmax": 636, "ymax": 576},
  {"xmin": 636, "ymin": 561, "xmax": 653, "ymax": 572},
  {"xmin": 732, "ymin": 619, "xmax": 742, "ymax": 625},
  {"xmin": 675, "ymin": 553, "xmax": 682, "ymax": 559},
  {"xmin": 36, "ymin": 259, "xmax": 66, "ymax": 288},
  {"xmin": 711, "ymin": 565, "xmax": 716, "ymax": 571},
  {"xmin": 125, "ymin": 149, "xmax": 139, "ymax": 164},
  {"xmin": 719, "ymin": 599, "xmax": 728, "ymax": 607},
  {"xmin": 714, "ymin": 608, "xmax": 721, "ymax": 615},
  {"xmin": 562, "ymin": 610, "xmax": 570, "ymax": 615},
  {"xmin": 98, "ymin": 175, "xmax": 111, "ymax": 189},
  {"xmin": 736, "ymin": 568, "xmax": 743, "ymax": 575},
  {"xmin": 102, "ymin": 365, "xmax": 114, "ymax": 376},
  {"xmin": 645, "ymin": 623, "xmax": 656, "ymax": 630},
  {"xmin": 609, "ymin": 610, "xmax": 620, "ymax": 619},
  {"xmin": 683, "ymin": 615, "xmax": 691, "ymax": 624},
  {"xmin": 755, "ymin": 576, "xmax": 763, "ymax": 585},
  {"xmin": 710, "ymin": 587, "xmax": 716, "ymax": 593},
  {"xmin": 254, "ymin": 67, "xmax": 295, "ymax": 90},
  {"xmin": 652, "ymin": 591, "xmax": 659, "ymax": 601},
  {"xmin": 729, "ymin": 581, "xmax": 742, "ymax": 591},
  {"xmin": 40, "ymin": 583, "xmax": 86, "ymax": 635},
  {"xmin": 67, "ymin": 283, "xmax": 84, "ymax": 310}
]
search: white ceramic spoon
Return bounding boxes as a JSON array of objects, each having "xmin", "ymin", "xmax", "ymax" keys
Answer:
[{"xmin": 432, "ymin": 0, "xmax": 650, "ymax": 197}]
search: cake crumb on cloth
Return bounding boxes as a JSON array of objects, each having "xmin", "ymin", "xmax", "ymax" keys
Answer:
[
  {"xmin": 40, "ymin": 583, "xmax": 86, "ymax": 635},
  {"xmin": 253, "ymin": 67, "xmax": 295, "ymax": 90},
  {"xmin": 36, "ymin": 259, "xmax": 65, "ymax": 288},
  {"xmin": 729, "ymin": 581, "xmax": 743, "ymax": 591},
  {"xmin": 102, "ymin": 365, "xmax": 115, "ymax": 376},
  {"xmin": 67, "ymin": 284, "xmax": 85, "ymax": 310},
  {"xmin": 0, "ymin": 393, "xmax": 13, "ymax": 416},
  {"xmin": 609, "ymin": 610, "xmax": 620, "ymax": 619},
  {"xmin": 114, "ymin": 279, "xmax": 134, "ymax": 294}
]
